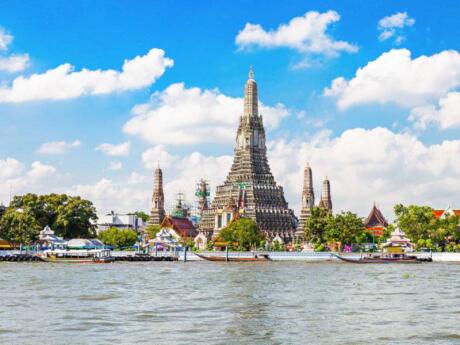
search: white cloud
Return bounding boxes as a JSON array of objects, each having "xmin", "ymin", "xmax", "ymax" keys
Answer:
[
  {"xmin": 0, "ymin": 159, "xmax": 58, "ymax": 205},
  {"xmin": 142, "ymin": 149, "xmax": 233, "ymax": 213},
  {"xmin": 138, "ymin": 129, "xmax": 460, "ymax": 220},
  {"xmin": 7, "ymin": 125, "xmax": 460, "ymax": 221},
  {"xmin": 0, "ymin": 48, "xmax": 173, "ymax": 102},
  {"xmin": 325, "ymin": 48, "xmax": 460, "ymax": 131},
  {"xmin": 107, "ymin": 161, "xmax": 122, "ymax": 171},
  {"xmin": 378, "ymin": 12, "xmax": 415, "ymax": 43},
  {"xmin": 0, "ymin": 28, "xmax": 13, "ymax": 51},
  {"xmin": 409, "ymin": 92, "xmax": 460, "ymax": 130},
  {"xmin": 69, "ymin": 178, "xmax": 149, "ymax": 215},
  {"xmin": 235, "ymin": 10, "xmax": 357, "ymax": 57},
  {"xmin": 123, "ymin": 83, "xmax": 289, "ymax": 145},
  {"xmin": 0, "ymin": 27, "xmax": 29, "ymax": 72},
  {"xmin": 127, "ymin": 172, "xmax": 149, "ymax": 185},
  {"xmin": 267, "ymin": 127, "xmax": 460, "ymax": 220},
  {"xmin": 324, "ymin": 49, "xmax": 460, "ymax": 114},
  {"xmin": 0, "ymin": 54, "xmax": 29, "ymax": 73},
  {"xmin": 69, "ymin": 148, "xmax": 234, "ymax": 217},
  {"xmin": 96, "ymin": 142, "xmax": 130, "ymax": 156},
  {"xmin": 0, "ymin": 158, "xmax": 24, "ymax": 180},
  {"xmin": 142, "ymin": 145, "xmax": 178, "ymax": 169},
  {"xmin": 27, "ymin": 161, "xmax": 56, "ymax": 179},
  {"xmin": 38, "ymin": 139, "xmax": 80, "ymax": 155}
]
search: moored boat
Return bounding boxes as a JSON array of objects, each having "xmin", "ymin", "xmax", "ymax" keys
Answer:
[
  {"xmin": 195, "ymin": 253, "xmax": 271, "ymax": 262},
  {"xmin": 333, "ymin": 226, "xmax": 432, "ymax": 264},
  {"xmin": 38, "ymin": 248, "xmax": 114, "ymax": 264},
  {"xmin": 332, "ymin": 253, "xmax": 422, "ymax": 264}
]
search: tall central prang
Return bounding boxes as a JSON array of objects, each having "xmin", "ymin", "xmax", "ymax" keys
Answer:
[{"xmin": 200, "ymin": 68, "xmax": 296, "ymax": 242}]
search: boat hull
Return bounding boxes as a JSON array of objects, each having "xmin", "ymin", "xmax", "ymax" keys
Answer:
[
  {"xmin": 333, "ymin": 254, "xmax": 422, "ymax": 264},
  {"xmin": 195, "ymin": 253, "xmax": 271, "ymax": 262},
  {"xmin": 38, "ymin": 256, "xmax": 114, "ymax": 264}
]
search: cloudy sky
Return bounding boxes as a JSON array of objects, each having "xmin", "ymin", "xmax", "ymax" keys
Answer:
[{"xmin": 1, "ymin": 0, "xmax": 460, "ymax": 220}]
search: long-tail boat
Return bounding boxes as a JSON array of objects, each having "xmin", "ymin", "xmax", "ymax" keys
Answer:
[
  {"xmin": 195, "ymin": 253, "xmax": 271, "ymax": 262},
  {"xmin": 37, "ymin": 249, "xmax": 114, "ymax": 264},
  {"xmin": 332, "ymin": 253, "xmax": 423, "ymax": 264},
  {"xmin": 332, "ymin": 245, "xmax": 432, "ymax": 264}
]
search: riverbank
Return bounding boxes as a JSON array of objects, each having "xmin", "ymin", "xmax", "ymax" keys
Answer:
[
  {"xmin": 3, "ymin": 250, "xmax": 460, "ymax": 263},
  {"xmin": 181, "ymin": 251, "xmax": 452, "ymax": 262}
]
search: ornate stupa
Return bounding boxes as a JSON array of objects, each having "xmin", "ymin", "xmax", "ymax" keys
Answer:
[
  {"xmin": 318, "ymin": 177, "xmax": 332, "ymax": 214},
  {"xmin": 199, "ymin": 68, "xmax": 296, "ymax": 242},
  {"xmin": 149, "ymin": 165, "xmax": 165, "ymax": 226},
  {"xmin": 196, "ymin": 179, "xmax": 210, "ymax": 215},
  {"xmin": 297, "ymin": 163, "xmax": 315, "ymax": 233}
]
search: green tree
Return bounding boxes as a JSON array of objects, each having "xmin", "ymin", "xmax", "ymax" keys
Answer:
[
  {"xmin": 437, "ymin": 214, "xmax": 460, "ymax": 247},
  {"xmin": 145, "ymin": 224, "xmax": 161, "ymax": 239},
  {"xmin": 98, "ymin": 227, "xmax": 138, "ymax": 248},
  {"xmin": 304, "ymin": 207, "xmax": 332, "ymax": 245},
  {"xmin": 270, "ymin": 241, "xmax": 285, "ymax": 252},
  {"xmin": 325, "ymin": 211, "xmax": 364, "ymax": 250},
  {"xmin": 393, "ymin": 204, "xmax": 437, "ymax": 243},
  {"xmin": 9, "ymin": 193, "xmax": 97, "ymax": 239},
  {"xmin": 54, "ymin": 197, "xmax": 97, "ymax": 238},
  {"xmin": 134, "ymin": 211, "xmax": 149, "ymax": 222},
  {"xmin": 219, "ymin": 218, "xmax": 263, "ymax": 250},
  {"xmin": 0, "ymin": 209, "xmax": 41, "ymax": 245}
]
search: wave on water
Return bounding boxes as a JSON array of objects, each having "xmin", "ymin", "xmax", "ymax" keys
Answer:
[{"xmin": 77, "ymin": 294, "xmax": 120, "ymax": 301}]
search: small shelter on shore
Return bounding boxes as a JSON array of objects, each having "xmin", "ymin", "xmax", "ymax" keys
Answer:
[
  {"xmin": 38, "ymin": 226, "xmax": 66, "ymax": 249},
  {"xmin": 382, "ymin": 227, "xmax": 413, "ymax": 252},
  {"xmin": 148, "ymin": 228, "xmax": 181, "ymax": 253}
]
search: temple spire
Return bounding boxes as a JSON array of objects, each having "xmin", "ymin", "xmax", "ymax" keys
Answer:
[
  {"xmin": 244, "ymin": 66, "xmax": 258, "ymax": 117},
  {"xmin": 149, "ymin": 166, "xmax": 165, "ymax": 226},
  {"xmin": 297, "ymin": 163, "xmax": 315, "ymax": 233},
  {"xmin": 319, "ymin": 176, "xmax": 332, "ymax": 214},
  {"xmin": 200, "ymin": 69, "xmax": 296, "ymax": 242}
]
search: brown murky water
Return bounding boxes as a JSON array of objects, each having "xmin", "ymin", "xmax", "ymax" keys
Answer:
[{"xmin": 1, "ymin": 261, "xmax": 459, "ymax": 344}]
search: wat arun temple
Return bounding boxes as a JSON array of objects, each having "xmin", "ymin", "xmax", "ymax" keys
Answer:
[
  {"xmin": 150, "ymin": 68, "xmax": 333, "ymax": 244},
  {"xmin": 199, "ymin": 68, "xmax": 297, "ymax": 242}
]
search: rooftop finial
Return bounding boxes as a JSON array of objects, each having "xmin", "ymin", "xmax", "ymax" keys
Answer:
[{"xmin": 249, "ymin": 65, "xmax": 254, "ymax": 79}]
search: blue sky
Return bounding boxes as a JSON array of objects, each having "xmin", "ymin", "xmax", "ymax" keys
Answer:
[{"xmin": 1, "ymin": 0, "xmax": 460, "ymax": 219}]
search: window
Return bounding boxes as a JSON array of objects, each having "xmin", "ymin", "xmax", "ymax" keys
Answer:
[
  {"xmin": 227, "ymin": 213, "xmax": 232, "ymax": 223},
  {"xmin": 217, "ymin": 215, "xmax": 222, "ymax": 228}
]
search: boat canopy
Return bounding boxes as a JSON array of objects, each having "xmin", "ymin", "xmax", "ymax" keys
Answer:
[{"xmin": 67, "ymin": 238, "xmax": 106, "ymax": 249}]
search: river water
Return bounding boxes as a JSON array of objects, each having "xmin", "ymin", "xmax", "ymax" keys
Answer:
[{"xmin": 1, "ymin": 261, "xmax": 460, "ymax": 345}]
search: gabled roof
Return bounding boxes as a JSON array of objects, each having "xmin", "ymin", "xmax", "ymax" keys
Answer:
[
  {"xmin": 364, "ymin": 204, "xmax": 388, "ymax": 228},
  {"xmin": 433, "ymin": 210, "xmax": 444, "ymax": 218},
  {"xmin": 161, "ymin": 215, "xmax": 195, "ymax": 231},
  {"xmin": 433, "ymin": 209, "xmax": 460, "ymax": 218}
]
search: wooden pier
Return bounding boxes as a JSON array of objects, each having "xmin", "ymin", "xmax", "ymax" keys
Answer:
[
  {"xmin": 0, "ymin": 254, "xmax": 41, "ymax": 262},
  {"xmin": 0, "ymin": 251, "xmax": 179, "ymax": 263}
]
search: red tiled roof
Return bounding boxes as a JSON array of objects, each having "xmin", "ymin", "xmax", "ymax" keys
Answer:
[
  {"xmin": 170, "ymin": 217, "xmax": 195, "ymax": 231},
  {"xmin": 160, "ymin": 215, "xmax": 197, "ymax": 239},
  {"xmin": 433, "ymin": 210, "xmax": 444, "ymax": 218},
  {"xmin": 433, "ymin": 209, "xmax": 460, "ymax": 218}
]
